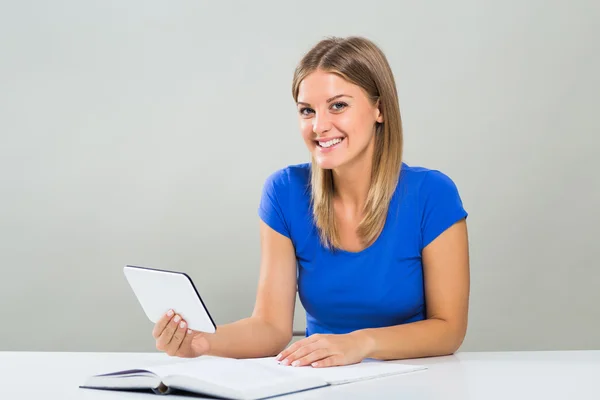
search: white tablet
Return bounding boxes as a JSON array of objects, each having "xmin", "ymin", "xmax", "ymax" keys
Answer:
[{"xmin": 123, "ymin": 265, "xmax": 217, "ymax": 333}]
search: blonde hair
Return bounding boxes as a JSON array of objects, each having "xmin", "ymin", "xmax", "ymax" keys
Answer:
[{"xmin": 291, "ymin": 36, "xmax": 403, "ymax": 250}]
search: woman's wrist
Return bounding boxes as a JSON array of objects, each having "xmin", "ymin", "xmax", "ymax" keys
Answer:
[{"xmin": 349, "ymin": 329, "xmax": 376, "ymax": 359}]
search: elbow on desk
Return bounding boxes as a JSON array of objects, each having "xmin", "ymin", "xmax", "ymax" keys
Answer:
[
  {"xmin": 429, "ymin": 318, "xmax": 467, "ymax": 357},
  {"xmin": 444, "ymin": 325, "xmax": 467, "ymax": 356},
  {"xmin": 265, "ymin": 325, "xmax": 294, "ymax": 356},
  {"xmin": 428, "ymin": 336, "xmax": 463, "ymax": 358},
  {"xmin": 439, "ymin": 343, "xmax": 460, "ymax": 357},
  {"xmin": 273, "ymin": 334, "xmax": 293, "ymax": 355}
]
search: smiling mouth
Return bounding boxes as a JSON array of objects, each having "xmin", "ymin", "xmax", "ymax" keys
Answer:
[{"xmin": 315, "ymin": 137, "xmax": 345, "ymax": 148}]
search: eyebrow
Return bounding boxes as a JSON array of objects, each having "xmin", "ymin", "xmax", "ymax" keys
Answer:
[{"xmin": 297, "ymin": 94, "xmax": 353, "ymax": 106}]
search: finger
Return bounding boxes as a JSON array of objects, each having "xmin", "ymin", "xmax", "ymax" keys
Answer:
[
  {"xmin": 166, "ymin": 319, "xmax": 188, "ymax": 356},
  {"xmin": 276, "ymin": 334, "xmax": 322, "ymax": 362},
  {"xmin": 312, "ymin": 355, "xmax": 344, "ymax": 368},
  {"xmin": 152, "ymin": 309, "xmax": 175, "ymax": 339},
  {"xmin": 282, "ymin": 342, "xmax": 323, "ymax": 366},
  {"xmin": 291, "ymin": 348, "xmax": 330, "ymax": 367},
  {"xmin": 276, "ymin": 341, "xmax": 304, "ymax": 362},
  {"xmin": 176, "ymin": 328, "xmax": 196, "ymax": 358},
  {"xmin": 156, "ymin": 314, "xmax": 181, "ymax": 351}
]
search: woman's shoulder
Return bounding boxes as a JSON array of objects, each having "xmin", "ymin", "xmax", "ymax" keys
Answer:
[
  {"xmin": 398, "ymin": 163, "xmax": 468, "ymax": 248},
  {"xmin": 399, "ymin": 162, "xmax": 461, "ymax": 192},
  {"xmin": 398, "ymin": 162, "xmax": 467, "ymax": 223},
  {"xmin": 263, "ymin": 162, "xmax": 311, "ymax": 191}
]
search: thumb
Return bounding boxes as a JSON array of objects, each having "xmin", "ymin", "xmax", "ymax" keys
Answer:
[
  {"xmin": 176, "ymin": 329, "xmax": 198, "ymax": 358},
  {"xmin": 189, "ymin": 330, "xmax": 211, "ymax": 357}
]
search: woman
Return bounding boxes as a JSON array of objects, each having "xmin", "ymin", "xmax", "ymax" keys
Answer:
[{"xmin": 152, "ymin": 36, "xmax": 470, "ymax": 368}]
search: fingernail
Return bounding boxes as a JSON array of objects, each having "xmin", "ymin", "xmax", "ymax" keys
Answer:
[
  {"xmin": 167, "ymin": 309, "xmax": 174, "ymax": 317},
  {"xmin": 187, "ymin": 329, "xmax": 192, "ymax": 335},
  {"xmin": 291, "ymin": 360, "xmax": 300, "ymax": 367},
  {"xmin": 275, "ymin": 354, "xmax": 282, "ymax": 361},
  {"xmin": 179, "ymin": 321, "xmax": 186, "ymax": 329},
  {"xmin": 281, "ymin": 359, "xmax": 289, "ymax": 366},
  {"xmin": 174, "ymin": 315, "xmax": 181, "ymax": 323},
  {"xmin": 312, "ymin": 362, "xmax": 318, "ymax": 367}
]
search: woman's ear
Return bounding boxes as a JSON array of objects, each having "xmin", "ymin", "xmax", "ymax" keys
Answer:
[{"xmin": 375, "ymin": 99, "xmax": 384, "ymax": 123}]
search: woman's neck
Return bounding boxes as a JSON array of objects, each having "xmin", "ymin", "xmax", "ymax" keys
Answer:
[{"xmin": 332, "ymin": 149, "xmax": 373, "ymax": 214}]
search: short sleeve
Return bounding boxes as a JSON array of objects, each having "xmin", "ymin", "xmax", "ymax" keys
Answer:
[
  {"xmin": 420, "ymin": 170, "xmax": 468, "ymax": 249},
  {"xmin": 258, "ymin": 169, "xmax": 292, "ymax": 238}
]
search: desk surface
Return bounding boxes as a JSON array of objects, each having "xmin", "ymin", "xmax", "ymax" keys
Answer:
[{"xmin": 1, "ymin": 350, "xmax": 599, "ymax": 399}]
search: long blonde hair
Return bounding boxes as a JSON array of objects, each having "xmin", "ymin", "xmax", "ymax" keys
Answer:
[{"xmin": 291, "ymin": 36, "xmax": 403, "ymax": 250}]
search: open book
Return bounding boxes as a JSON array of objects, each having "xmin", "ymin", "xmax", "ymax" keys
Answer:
[{"xmin": 80, "ymin": 355, "xmax": 425, "ymax": 399}]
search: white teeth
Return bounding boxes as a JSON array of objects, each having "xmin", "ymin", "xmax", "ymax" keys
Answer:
[{"xmin": 320, "ymin": 138, "xmax": 343, "ymax": 148}]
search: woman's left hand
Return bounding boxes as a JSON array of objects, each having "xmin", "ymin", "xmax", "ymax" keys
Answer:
[{"xmin": 275, "ymin": 332, "xmax": 373, "ymax": 368}]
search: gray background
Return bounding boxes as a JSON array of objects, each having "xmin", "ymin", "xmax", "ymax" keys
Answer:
[{"xmin": 1, "ymin": 0, "xmax": 598, "ymax": 352}]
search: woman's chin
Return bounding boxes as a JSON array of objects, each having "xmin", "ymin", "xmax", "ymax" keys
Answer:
[{"xmin": 314, "ymin": 156, "xmax": 340, "ymax": 170}]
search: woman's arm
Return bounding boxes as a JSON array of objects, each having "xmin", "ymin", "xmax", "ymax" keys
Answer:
[
  {"xmin": 276, "ymin": 219, "xmax": 469, "ymax": 367},
  {"xmin": 356, "ymin": 218, "xmax": 470, "ymax": 359},
  {"xmin": 154, "ymin": 220, "xmax": 298, "ymax": 359},
  {"xmin": 204, "ymin": 220, "xmax": 299, "ymax": 358}
]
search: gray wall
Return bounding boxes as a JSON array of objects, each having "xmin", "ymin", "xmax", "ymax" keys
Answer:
[{"xmin": 1, "ymin": 0, "xmax": 598, "ymax": 352}]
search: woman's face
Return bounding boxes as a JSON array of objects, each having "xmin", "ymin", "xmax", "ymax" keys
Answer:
[{"xmin": 296, "ymin": 70, "xmax": 382, "ymax": 170}]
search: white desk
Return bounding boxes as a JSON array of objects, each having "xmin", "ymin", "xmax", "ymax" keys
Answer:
[{"xmin": 1, "ymin": 351, "xmax": 598, "ymax": 399}]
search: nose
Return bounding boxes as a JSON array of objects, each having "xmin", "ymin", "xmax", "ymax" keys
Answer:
[{"xmin": 312, "ymin": 112, "xmax": 332, "ymax": 136}]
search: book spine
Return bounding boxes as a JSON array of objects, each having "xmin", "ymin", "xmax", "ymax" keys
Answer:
[{"xmin": 151, "ymin": 382, "xmax": 173, "ymax": 395}]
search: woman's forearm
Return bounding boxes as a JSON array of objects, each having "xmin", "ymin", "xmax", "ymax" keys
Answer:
[
  {"xmin": 355, "ymin": 318, "xmax": 466, "ymax": 360},
  {"xmin": 204, "ymin": 316, "xmax": 291, "ymax": 359}
]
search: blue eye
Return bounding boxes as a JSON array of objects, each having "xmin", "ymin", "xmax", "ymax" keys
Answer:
[
  {"xmin": 331, "ymin": 102, "xmax": 347, "ymax": 111},
  {"xmin": 299, "ymin": 102, "xmax": 347, "ymax": 117},
  {"xmin": 299, "ymin": 107, "xmax": 314, "ymax": 116}
]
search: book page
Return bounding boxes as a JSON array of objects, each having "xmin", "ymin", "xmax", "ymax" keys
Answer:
[
  {"xmin": 248, "ymin": 357, "xmax": 426, "ymax": 385},
  {"xmin": 145, "ymin": 356, "xmax": 306, "ymax": 391}
]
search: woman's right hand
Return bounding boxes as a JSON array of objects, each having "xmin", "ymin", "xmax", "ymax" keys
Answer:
[{"xmin": 152, "ymin": 309, "xmax": 211, "ymax": 358}]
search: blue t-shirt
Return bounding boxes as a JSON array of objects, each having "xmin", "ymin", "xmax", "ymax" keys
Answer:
[{"xmin": 258, "ymin": 162, "xmax": 468, "ymax": 337}]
